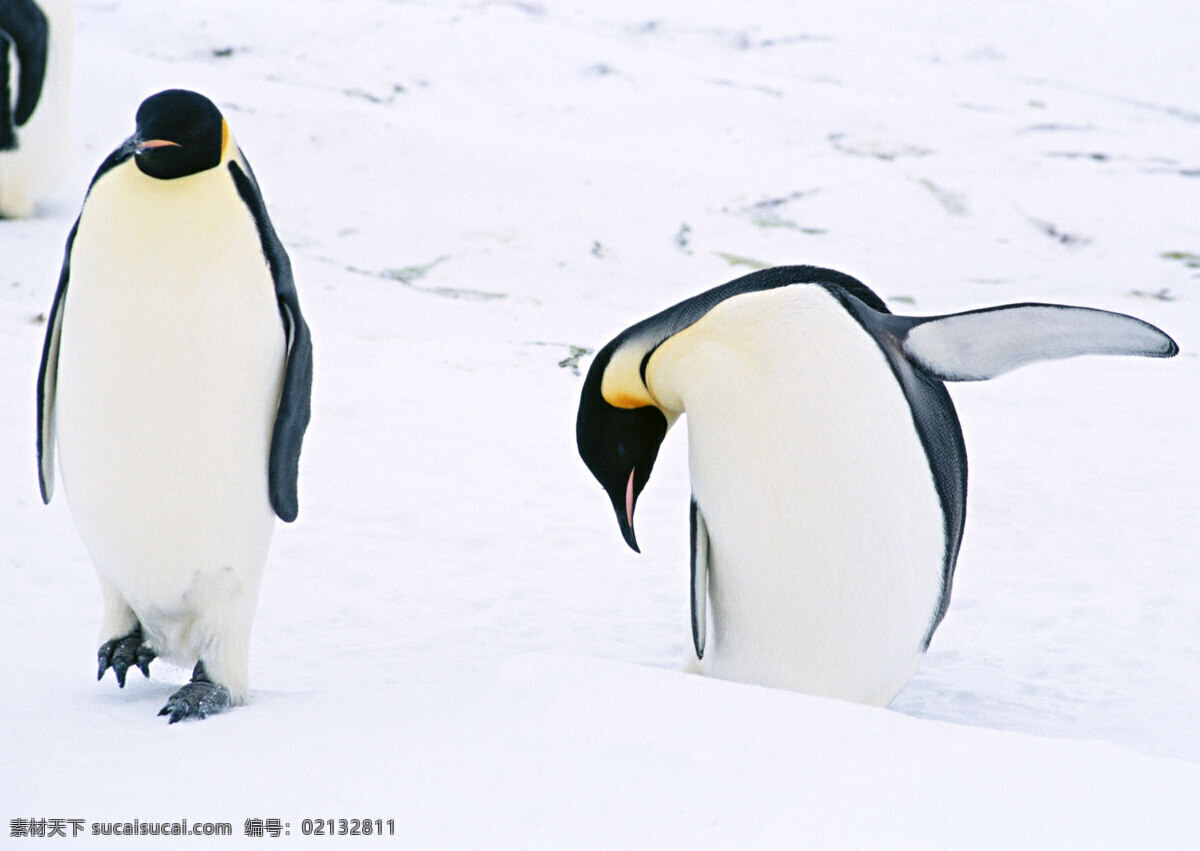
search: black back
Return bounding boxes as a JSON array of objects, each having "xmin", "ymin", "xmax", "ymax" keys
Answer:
[{"xmin": 625, "ymin": 265, "xmax": 889, "ymax": 387}]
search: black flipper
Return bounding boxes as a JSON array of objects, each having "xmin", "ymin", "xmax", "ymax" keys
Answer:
[
  {"xmin": 0, "ymin": 0, "xmax": 48, "ymax": 149},
  {"xmin": 689, "ymin": 497, "xmax": 710, "ymax": 659},
  {"xmin": 158, "ymin": 661, "xmax": 231, "ymax": 724},
  {"xmin": 35, "ymin": 219, "xmax": 76, "ymax": 502},
  {"xmin": 36, "ymin": 141, "xmax": 137, "ymax": 503},
  {"xmin": 825, "ymin": 284, "xmax": 1177, "ymax": 647},
  {"xmin": 228, "ymin": 159, "xmax": 312, "ymax": 523},
  {"xmin": 0, "ymin": 29, "xmax": 11, "ymax": 151}
]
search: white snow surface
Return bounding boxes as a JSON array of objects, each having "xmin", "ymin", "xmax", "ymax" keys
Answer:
[{"xmin": 3, "ymin": 0, "xmax": 1199, "ymax": 846}]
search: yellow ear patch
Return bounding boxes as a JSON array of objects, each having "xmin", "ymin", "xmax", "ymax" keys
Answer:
[
  {"xmin": 221, "ymin": 119, "xmax": 229, "ymax": 160},
  {"xmin": 601, "ymin": 343, "xmax": 658, "ymax": 409},
  {"xmin": 605, "ymin": 389, "xmax": 653, "ymax": 410}
]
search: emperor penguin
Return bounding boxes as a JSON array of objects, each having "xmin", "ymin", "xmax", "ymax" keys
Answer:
[
  {"xmin": 36, "ymin": 89, "xmax": 313, "ymax": 722},
  {"xmin": 0, "ymin": 0, "xmax": 73, "ymax": 218},
  {"xmin": 576, "ymin": 266, "xmax": 1176, "ymax": 707}
]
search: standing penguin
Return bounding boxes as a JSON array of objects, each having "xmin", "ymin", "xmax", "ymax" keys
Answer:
[
  {"xmin": 577, "ymin": 266, "xmax": 1176, "ymax": 706},
  {"xmin": 36, "ymin": 89, "xmax": 312, "ymax": 722},
  {"xmin": 0, "ymin": 0, "xmax": 73, "ymax": 217}
]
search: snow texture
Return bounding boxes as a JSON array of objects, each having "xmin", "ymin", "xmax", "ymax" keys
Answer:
[{"xmin": 2, "ymin": 0, "xmax": 1198, "ymax": 846}]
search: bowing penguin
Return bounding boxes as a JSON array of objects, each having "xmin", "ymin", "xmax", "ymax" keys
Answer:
[
  {"xmin": 37, "ymin": 89, "xmax": 312, "ymax": 721},
  {"xmin": 577, "ymin": 266, "xmax": 1175, "ymax": 706}
]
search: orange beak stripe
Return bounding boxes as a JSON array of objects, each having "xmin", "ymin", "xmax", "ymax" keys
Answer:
[{"xmin": 625, "ymin": 468, "xmax": 636, "ymax": 529}]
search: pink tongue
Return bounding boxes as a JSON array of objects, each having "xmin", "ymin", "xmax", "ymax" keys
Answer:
[{"xmin": 625, "ymin": 469, "xmax": 636, "ymax": 527}]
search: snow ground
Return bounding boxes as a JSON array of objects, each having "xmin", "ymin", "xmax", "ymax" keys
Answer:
[{"xmin": 2, "ymin": 0, "xmax": 1199, "ymax": 845}]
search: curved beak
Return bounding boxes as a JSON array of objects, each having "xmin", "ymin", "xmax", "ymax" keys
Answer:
[{"xmin": 612, "ymin": 468, "xmax": 640, "ymax": 553}]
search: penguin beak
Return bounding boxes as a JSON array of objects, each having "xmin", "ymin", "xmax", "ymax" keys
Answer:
[
  {"xmin": 136, "ymin": 139, "xmax": 182, "ymax": 154},
  {"xmin": 612, "ymin": 468, "xmax": 640, "ymax": 553}
]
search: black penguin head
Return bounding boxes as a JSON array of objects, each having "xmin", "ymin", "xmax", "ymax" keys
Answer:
[
  {"xmin": 131, "ymin": 89, "xmax": 226, "ymax": 180},
  {"xmin": 576, "ymin": 343, "xmax": 669, "ymax": 553}
]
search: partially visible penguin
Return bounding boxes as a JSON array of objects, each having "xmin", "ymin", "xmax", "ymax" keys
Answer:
[
  {"xmin": 37, "ymin": 89, "xmax": 312, "ymax": 722},
  {"xmin": 0, "ymin": 0, "xmax": 73, "ymax": 217},
  {"xmin": 576, "ymin": 266, "xmax": 1176, "ymax": 706}
]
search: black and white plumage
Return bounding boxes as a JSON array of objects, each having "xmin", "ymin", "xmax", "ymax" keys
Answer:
[
  {"xmin": 577, "ymin": 266, "xmax": 1176, "ymax": 706},
  {"xmin": 37, "ymin": 89, "xmax": 312, "ymax": 722},
  {"xmin": 0, "ymin": 0, "xmax": 72, "ymax": 217}
]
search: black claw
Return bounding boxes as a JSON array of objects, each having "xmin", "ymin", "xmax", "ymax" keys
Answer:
[
  {"xmin": 97, "ymin": 626, "xmax": 156, "ymax": 686},
  {"xmin": 192, "ymin": 660, "xmax": 212, "ymax": 683},
  {"xmin": 158, "ymin": 665, "xmax": 231, "ymax": 723},
  {"xmin": 136, "ymin": 645, "xmax": 155, "ymax": 679},
  {"xmin": 113, "ymin": 654, "xmax": 130, "ymax": 688}
]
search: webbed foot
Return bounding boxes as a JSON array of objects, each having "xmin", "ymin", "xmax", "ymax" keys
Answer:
[
  {"xmin": 158, "ymin": 662, "xmax": 232, "ymax": 724},
  {"xmin": 97, "ymin": 626, "xmax": 156, "ymax": 687}
]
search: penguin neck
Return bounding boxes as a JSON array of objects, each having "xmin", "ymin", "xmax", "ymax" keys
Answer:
[
  {"xmin": 644, "ymin": 285, "xmax": 842, "ymax": 414},
  {"xmin": 80, "ymin": 154, "xmax": 246, "ymax": 265},
  {"xmin": 599, "ymin": 329, "xmax": 663, "ymax": 412}
]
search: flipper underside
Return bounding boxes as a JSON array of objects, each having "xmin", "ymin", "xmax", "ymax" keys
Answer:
[{"xmin": 897, "ymin": 303, "xmax": 1178, "ymax": 382}]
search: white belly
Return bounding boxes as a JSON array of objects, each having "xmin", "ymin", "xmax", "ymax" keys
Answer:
[
  {"xmin": 54, "ymin": 159, "xmax": 284, "ymax": 663},
  {"xmin": 648, "ymin": 286, "xmax": 947, "ymax": 705}
]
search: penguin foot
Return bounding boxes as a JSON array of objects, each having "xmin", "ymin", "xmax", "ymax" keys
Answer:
[
  {"xmin": 97, "ymin": 626, "xmax": 156, "ymax": 687},
  {"xmin": 158, "ymin": 662, "xmax": 231, "ymax": 724}
]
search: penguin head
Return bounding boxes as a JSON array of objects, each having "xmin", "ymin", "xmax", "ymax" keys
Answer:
[
  {"xmin": 131, "ymin": 89, "xmax": 226, "ymax": 180},
  {"xmin": 577, "ymin": 341, "xmax": 669, "ymax": 553}
]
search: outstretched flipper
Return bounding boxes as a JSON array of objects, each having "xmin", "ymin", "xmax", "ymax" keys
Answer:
[
  {"xmin": 159, "ymin": 661, "xmax": 231, "ymax": 724},
  {"xmin": 893, "ymin": 303, "xmax": 1178, "ymax": 382},
  {"xmin": 97, "ymin": 625, "xmax": 156, "ymax": 687},
  {"xmin": 690, "ymin": 497, "xmax": 710, "ymax": 659},
  {"xmin": 827, "ymin": 286, "xmax": 1177, "ymax": 647}
]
